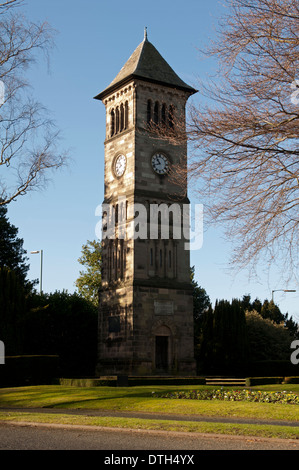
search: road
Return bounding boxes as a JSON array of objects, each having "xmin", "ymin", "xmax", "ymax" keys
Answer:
[{"xmin": 1, "ymin": 421, "xmax": 299, "ymax": 451}]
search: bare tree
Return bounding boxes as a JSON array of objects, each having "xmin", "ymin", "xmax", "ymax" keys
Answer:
[
  {"xmin": 157, "ymin": 0, "xmax": 299, "ymax": 281},
  {"xmin": 0, "ymin": 0, "xmax": 67, "ymax": 205}
]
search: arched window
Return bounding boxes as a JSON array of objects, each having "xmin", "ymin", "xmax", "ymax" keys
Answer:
[
  {"xmin": 109, "ymin": 102, "xmax": 129, "ymax": 138},
  {"xmin": 147, "ymin": 100, "xmax": 152, "ymax": 125},
  {"xmin": 154, "ymin": 101, "xmax": 159, "ymax": 125},
  {"xmin": 115, "ymin": 107, "xmax": 120, "ymax": 134},
  {"xmin": 125, "ymin": 101, "xmax": 129, "ymax": 129},
  {"xmin": 120, "ymin": 104, "xmax": 124, "ymax": 132},
  {"xmin": 115, "ymin": 203, "xmax": 118, "ymax": 224},
  {"xmin": 110, "ymin": 109, "xmax": 115, "ymax": 137},
  {"xmin": 161, "ymin": 103, "xmax": 166, "ymax": 126}
]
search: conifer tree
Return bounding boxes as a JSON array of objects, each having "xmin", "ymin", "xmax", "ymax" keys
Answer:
[
  {"xmin": 0, "ymin": 204, "xmax": 29, "ymax": 285},
  {"xmin": 0, "ymin": 267, "xmax": 26, "ymax": 354}
]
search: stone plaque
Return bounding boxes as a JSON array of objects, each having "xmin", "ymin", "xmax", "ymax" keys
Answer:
[{"xmin": 154, "ymin": 301, "xmax": 174, "ymax": 315}]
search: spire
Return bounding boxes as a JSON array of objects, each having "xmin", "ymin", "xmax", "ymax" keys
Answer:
[{"xmin": 95, "ymin": 35, "xmax": 197, "ymax": 100}]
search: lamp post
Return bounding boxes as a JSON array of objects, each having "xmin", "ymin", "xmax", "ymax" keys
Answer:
[
  {"xmin": 30, "ymin": 250, "xmax": 43, "ymax": 294},
  {"xmin": 271, "ymin": 289, "xmax": 296, "ymax": 303}
]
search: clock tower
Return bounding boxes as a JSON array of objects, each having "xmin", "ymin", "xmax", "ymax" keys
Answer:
[{"xmin": 95, "ymin": 31, "xmax": 197, "ymax": 376}]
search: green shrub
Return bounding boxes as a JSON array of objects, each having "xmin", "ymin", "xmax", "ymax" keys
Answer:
[
  {"xmin": 128, "ymin": 377, "xmax": 206, "ymax": 386},
  {"xmin": 246, "ymin": 377, "xmax": 284, "ymax": 386},
  {"xmin": 0, "ymin": 355, "xmax": 59, "ymax": 387},
  {"xmin": 283, "ymin": 377, "xmax": 299, "ymax": 384},
  {"xmin": 152, "ymin": 389, "xmax": 299, "ymax": 404},
  {"xmin": 245, "ymin": 360, "xmax": 298, "ymax": 377},
  {"xmin": 59, "ymin": 378, "xmax": 117, "ymax": 387}
]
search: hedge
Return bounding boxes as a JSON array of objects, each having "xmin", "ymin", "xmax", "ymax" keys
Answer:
[
  {"xmin": 0, "ymin": 355, "xmax": 59, "ymax": 387},
  {"xmin": 245, "ymin": 360, "xmax": 299, "ymax": 377},
  {"xmin": 59, "ymin": 376, "xmax": 207, "ymax": 387}
]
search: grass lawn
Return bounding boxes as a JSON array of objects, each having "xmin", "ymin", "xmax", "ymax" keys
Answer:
[{"xmin": 0, "ymin": 384, "xmax": 299, "ymax": 440}]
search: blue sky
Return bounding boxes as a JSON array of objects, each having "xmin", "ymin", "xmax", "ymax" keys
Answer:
[{"xmin": 6, "ymin": 0, "xmax": 299, "ymax": 322}]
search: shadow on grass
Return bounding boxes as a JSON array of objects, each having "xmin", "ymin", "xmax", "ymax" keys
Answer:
[{"xmin": 27, "ymin": 389, "xmax": 162, "ymax": 410}]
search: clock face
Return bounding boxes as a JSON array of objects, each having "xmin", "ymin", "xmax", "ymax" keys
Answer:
[
  {"xmin": 151, "ymin": 153, "xmax": 169, "ymax": 175},
  {"xmin": 114, "ymin": 154, "xmax": 126, "ymax": 177}
]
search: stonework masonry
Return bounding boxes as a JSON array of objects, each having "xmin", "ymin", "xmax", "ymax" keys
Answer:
[{"xmin": 95, "ymin": 35, "xmax": 197, "ymax": 376}]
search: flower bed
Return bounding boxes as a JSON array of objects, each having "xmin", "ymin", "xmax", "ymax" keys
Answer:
[{"xmin": 152, "ymin": 389, "xmax": 299, "ymax": 404}]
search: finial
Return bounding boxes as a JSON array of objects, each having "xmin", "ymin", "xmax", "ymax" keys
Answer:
[{"xmin": 144, "ymin": 27, "xmax": 148, "ymax": 41}]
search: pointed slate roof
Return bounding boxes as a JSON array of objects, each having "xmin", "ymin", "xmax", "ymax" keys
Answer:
[{"xmin": 95, "ymin": 32, "xmax": 197, "ymax": 100}]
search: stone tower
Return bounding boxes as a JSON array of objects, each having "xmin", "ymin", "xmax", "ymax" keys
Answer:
[{"xmin": 95, "ymin": 31, "xmax": 197, "ymax": 376}]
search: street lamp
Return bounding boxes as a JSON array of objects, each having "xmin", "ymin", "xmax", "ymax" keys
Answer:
[
  {"xmin": 272, "ymin": 289, "xmax": 296, "ymax": 303},
  {"xmin": 30, "ymin": 249, "xmax": 43, "ymax": 294}
]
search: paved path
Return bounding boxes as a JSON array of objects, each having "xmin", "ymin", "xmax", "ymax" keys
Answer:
[
  {"xmin": 0, "ymin": 407, "xmax": 299, "ymax": 451},
  {"xmin": 1, "ymin": 420, "xmax": 299, "ymax": 450}
]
